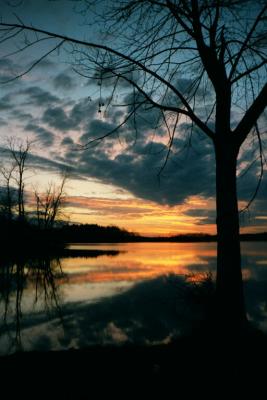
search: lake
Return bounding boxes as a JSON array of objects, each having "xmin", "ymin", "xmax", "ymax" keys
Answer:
[{"xmin": 1, "ymin": 241, "xmax": 267, "ymax": 355}]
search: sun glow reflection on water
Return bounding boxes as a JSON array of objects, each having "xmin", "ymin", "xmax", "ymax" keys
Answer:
[
  {"xmin": 1, "ymin": 242, "xmax": 267, "ymax": 354},
  {"xmin": 61, "ymin": 243, "xmax": 216, "ymax": 300}
]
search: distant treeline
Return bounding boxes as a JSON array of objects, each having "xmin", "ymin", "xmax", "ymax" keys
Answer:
[
  {"xmin": 53, "ymin": 224, "xmax": 267, "ymax": 243},
  {"xmin": 59, "ymin": 223, "xmax": 138, "ymax": 243},
  {"xmin": 147, "ymin": 232, "xmax": 267, "ymax": 242},
  {"xmin": 1, "ymin": 219, "xmax": 267, "ymax": 250}
]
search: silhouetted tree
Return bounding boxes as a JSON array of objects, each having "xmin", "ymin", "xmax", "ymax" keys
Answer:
[
  {"xmin": 1, "ymin": 0, "xmax": 267, "ymax": 327},
  {"xmin": 34, "ymin": 174, "xmax": 67, "ymax": 229},
  {"xmin": 0, "ymin": 162, "xmax": 16, "ymax": 221},
  {"xmin": 6, "ymin": 138, "xmax": 31, "ymax": 222}
]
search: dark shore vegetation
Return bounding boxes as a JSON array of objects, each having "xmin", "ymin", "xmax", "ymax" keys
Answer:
[
  {"xmin": 58, "ymin": 223, "xmax": 267, "ymax": 243},
  {"xmin": 1, "ymin": 321, "xmax": 266, "ymax": 395},
  {"xmin": 1, "ymin": 218, "xmax": 267, "ymax": 255}
]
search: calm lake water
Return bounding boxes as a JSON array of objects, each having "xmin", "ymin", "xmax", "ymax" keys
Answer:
[{"xmin": 1, "ymin": 242, "xmax": 267, "ymax": 355}]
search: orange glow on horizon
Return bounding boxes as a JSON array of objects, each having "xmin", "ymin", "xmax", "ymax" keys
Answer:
[{"xmin": 62, "ymin": 195, "xmax": 217, "ymax": 236}]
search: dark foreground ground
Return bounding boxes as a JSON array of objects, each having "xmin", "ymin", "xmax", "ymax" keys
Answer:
[{"xmin": 1, "ymin": 327, "xmax": 267, "ymax": 397}]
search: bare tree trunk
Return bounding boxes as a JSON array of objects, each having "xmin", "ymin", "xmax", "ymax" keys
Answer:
[
  {"xmin": 215, "ymin": 141, "xmax": 247, "ymax": 329},
  {"xmin": 18, "ymin": 179, "xmax": 24, "ymax": 220},
  {"xmin": 7, "ymin": 138, "xmax": 31, "ymax": 222},
  {"xmin": 0, "ymin": 164, "xmax": 16, "ymax": 222}
]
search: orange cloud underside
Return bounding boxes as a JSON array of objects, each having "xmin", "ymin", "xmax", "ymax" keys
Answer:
[{"xmin": 63, "ymin": 195, "xmax": 216, "ymax": 236}]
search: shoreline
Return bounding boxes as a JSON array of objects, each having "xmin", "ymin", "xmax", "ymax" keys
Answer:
[{"xmin": 1, "ymin": 330, "xmax": 267, "ymax": 393}]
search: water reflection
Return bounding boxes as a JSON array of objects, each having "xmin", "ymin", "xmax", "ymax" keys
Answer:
[
  {"xmin": 0, "ymin": 256, "xmax": 64, "ymax": 353},
  {"xmin": 0, "ymin": 242, "xmax": 267, "ymax": 355},
  {"xmin": 62, "ymin": 242, "xmax": 217, "ymax": 283}
]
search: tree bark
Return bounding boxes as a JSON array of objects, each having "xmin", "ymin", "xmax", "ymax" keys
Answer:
[{"xmin": 215, "ymin": 141, "xmax": 247, "ymax": 329}]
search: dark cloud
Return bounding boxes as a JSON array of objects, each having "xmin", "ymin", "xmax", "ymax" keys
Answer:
[
  {"xmin": 24, "ymin": 123, "xmax": 55, "ymax": 146},
  {"xmin": 10, "ymin": 110, "xmax": 33, "ymax": 121},
  {"xmin": 0, "ymin": 146, "xmax": 73, "ymax": 174},
  {"xmin": 0, "ymin": 59, "xmax": 13, "ymax": 69},
  {"xmin": 86, "ymin": 67, "xmax": 140, "ymax": 89},
  {"xmin": 59, "ymin": 109, "xmax": 266, "ymax": 213},
  {"xmin": 14, "ymin": 81, "xmax": 264, "ymax": 219},
  {"xmin": 70, "ymin": 132, "xmax": 216, "ymax": 205},
  {"xmin": 0, "ymin": 94, "xmax": 12, "ymax": 111},
  {"xmin": 0, "ymin": 58, "xmax": 21, "ymax": 83},
  {"xmin": 42, "ymin": 106, "xmax": 69, "ymax": 130},
  {"xmin": 21, "ymin": 86, "xmax": 60, "ymax": 107},
  {"xmin": 53, "ymin": 72, "xmax": 75, "ymax": 90},
  {"xmin": 122, "ymin": 91, "xmax": 164, "ymax": 135},
  {"xmin": 184, "ymin": 209, "xmax": 216, "ymax": 225},
  {"xmin": 34, "ymin": 59, "xmax": 55, "ymax": 69},
  {"xmin": 27, "ymin": 152, "xmax": 73, "ymax": 174},
  {"xmin": 57, "ymin": 100, "xmax": 256, "ymax": 208},
  {"xmin": 80, "ymin": 119, "xmax": 117, "ymax": 144},
  {"xmin": 0, "ymin": 117, "xmax": 7, "ymax": 126},
  {"xmin": 79, "ymin": 92, "xmax": 166, "ymax": 149},
  {"xmin": 62, "ymin": 149, "xmax": 80, "ymax": 162},
  {"xmin": 238, "ymin": 171, "xmax": 267, "ymax": 227},
  {"xmin": 70, "ymin": 98, "xmax": 96, "ymax": 125},
  {"xmin": 2, "ymin": 0, "xmax": 23, "ymax": 6},
  {"xmin": 237, "ymin": 145, "xmax": 267, "ymax": 204},
  {"xmin": 61, "ymin": 137, "xmax": 74, "ymax": 146},
  {"xmin": 42, "ymin": 97, "xmax": 95, "ymax": 131},
  {"xmin": 175, "ymin": 78, "xmax": 213, "ymax": 102}
]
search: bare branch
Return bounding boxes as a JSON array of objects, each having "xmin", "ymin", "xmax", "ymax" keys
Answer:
[
  {"xmin": 0, "ymin": 21, "xmax": 214, "ymax": 139},
  {"xmin": 235, "ymin": 82, "xmax": 267, "ymax": 145},
  {"xmin": 0, "ymin": 39, "xmax": 65, "ymax": 84},
  {"xmin": 229, "ymin": 4, "xmax": 267, "ymax": 81}
]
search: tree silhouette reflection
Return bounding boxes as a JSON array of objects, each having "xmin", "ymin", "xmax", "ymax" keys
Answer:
[{"xmin": 0, "ymin": 255, "xmax": 65, "ymax": 353}]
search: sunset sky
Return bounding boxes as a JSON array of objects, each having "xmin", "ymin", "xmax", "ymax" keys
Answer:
[{"xmin": 0, "ymin": 0, "xmax": 266, "ymax": 236}]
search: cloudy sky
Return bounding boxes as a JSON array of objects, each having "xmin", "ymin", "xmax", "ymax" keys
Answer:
[{"xmin": 0, "ymin": 0, "xmax": 266, "ymax": 236}]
